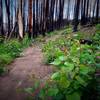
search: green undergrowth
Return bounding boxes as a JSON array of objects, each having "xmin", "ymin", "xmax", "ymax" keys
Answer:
[
  {"xmin": 93, "ymin": 24, "xmax": 100, "ymax": 100},
  {"xmin": 44, "ymin": 27, "xmax": 72, "ymax": 38},
  {"xmin": 25, "ymin": 24, "xmax": 100, "ymax": 100},
  {"xmin": 33, "ymin": 27, "xmax": 73, "ymax": 46},
  {"xmin": 41, "ymin": 30, "xmax": 97, "ymax": 100},
  {"xmin": 0, "ymin": 34, "xmax": 32, "ymax": 75}
]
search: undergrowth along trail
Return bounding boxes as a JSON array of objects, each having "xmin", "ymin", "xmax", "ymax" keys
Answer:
[{"xmin": 0, "ymin": 35, "xmax": 59, "ymax": 100}]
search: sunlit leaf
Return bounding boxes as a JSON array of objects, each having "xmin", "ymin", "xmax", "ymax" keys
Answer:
[
  {"xmin": 59, "ymin": 55, "xmax": 67, "ymax": 61},
  {"xmin": 50, "ymin": 59, "xmax": 61, "ymax": 66},
  {"xmin": 64, "ymin": 62, "xmax": 74, "ymax": 71},
  {"xmin": 51, "ymin": 72, "xmax": 60, "ymax": 80},
  {"xmin": 79, "ymin": 65, "xmax": 90, "ymax": 75}
]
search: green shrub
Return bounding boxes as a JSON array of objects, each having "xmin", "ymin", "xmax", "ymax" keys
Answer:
[
  {"xmin": 96, "ymin": 24, "xmax": 100, "ymax": 32},
  {"xmin": 94, "ymin": 24, "xmax": 100, "ymax": 100},
  {"xmin": 47, "ymin": 31, "xmax": 57, "ymax": 36},
  {"xmin": 62, "ymin": 27, "xmax": 73, "ymax": 35},
  {"xmin": 92, "ymin": 24, "xmax": 100, "ymax": 51},
  {"xmin": 0, "ymin": 36, "xmax": 32, "ymax": 75},
  {"xmin": 22, "ymin": 34, "xmax": 32, "ymax": 48},
  {"xmin": 93, "ymin": 32, "xmax": 100, "ymax": 43},
  {"xmin": 26, "ymin": 33, "xmax": 96, "ymax": 100},
  {"xmin": 42, "ymin": 41, "xmax": 96, "ymax": 100},
  {"xmin": 0, "ymin": 40, "xmax": 22, "ymax": 75},
  {"xmin": 5, "ymin": 40, "xmax": 22, "ymax": 57},
  {"xmin": 0, "ymin": 54, "xmax": 13, "ymax": 65},
  {"xmin": 0, "ymin": 36, "xmax": 4, "ymax": 44},
  {"xmin": 42, "ymin": 36, "xmax": 69, "ymax": 64}
]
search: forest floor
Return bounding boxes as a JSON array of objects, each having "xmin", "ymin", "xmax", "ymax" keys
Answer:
[
  {"xmin": 0, "ymin": 27, "xmax": 96, "ymax": 100},
  {"xmin": 0, "ymin": 30, "xmax": 63, "ymax": 100}
]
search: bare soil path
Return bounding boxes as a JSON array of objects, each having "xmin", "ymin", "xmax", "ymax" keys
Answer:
[
  {"xmin": 0, "ymin": 45, "xmax": 54, "ymax": 100},
  {"xmin": 0, "ymin": 29, "xmax": 65, "ymax": 100},
  {"xmin": 0, "ymin": 27, "xmax": 96, "ymax": 100}
]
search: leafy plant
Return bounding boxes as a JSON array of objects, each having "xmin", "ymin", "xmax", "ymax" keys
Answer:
[
  {"xmin": 0, "ymin": 36, "xmax": 32, "ymax": 75},
  {"xmin": 95, "ymin": 24, "xmax": 100, "ymax": 32},
  {"xmin": 48, "ymin": 41, "xmax": 96, "ymax": 100},
  {"xmin": 22, "ymin": 34, "xmax": 32, "ymax": 48},
  {"xmin": 94, "ymin": 24, "xmax": 100, "ymax": 100},
  {"xmin": 26, "ymin": 32, "xmax": 96, "ymax": 100},
  {"xmin": 42, "ymin": 40, "xmax": 64, "ymax": 64},
  {"xmin": 0, "ymin": 36, "xmax": 4, "ymax": 44},
  {"xmin": 62, "ymin": 27, "xmax": 73, "ymax": 35}
]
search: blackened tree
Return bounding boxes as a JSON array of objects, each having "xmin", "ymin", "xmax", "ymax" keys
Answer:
[{"xmin": 73, "ymin": 0, "xmax": 81, "ymax": 32}]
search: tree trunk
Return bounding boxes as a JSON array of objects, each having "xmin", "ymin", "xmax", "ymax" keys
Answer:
[
  {"xmin": 5, "ymin": 0, "xmax": 10, "ymax": 37},
  {"xmin": 96, "ymin": 0, "xmax": 100, "ymax": 23},
  {"xmin": 28, "ymin": 0, "xmax": 32, "ymax": 38},
  {"xmin": 73, "ymin": 0, "xmax": 81, "ymax": 32},
  {"xmin": 0, "ymin": 0, "xmax": 4, "ymax": 36},
  {"xmin": 32, "ymin": 0, "xmax": 36, "ymax": 37},
  {"xmin": 18, "ymin": 0, "xmax": 23, "ymax": 39}
]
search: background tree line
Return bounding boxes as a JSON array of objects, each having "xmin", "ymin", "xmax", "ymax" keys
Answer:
[{"xmin": 0, "ymin": 0, "xmax": 100, "ymax": 39}]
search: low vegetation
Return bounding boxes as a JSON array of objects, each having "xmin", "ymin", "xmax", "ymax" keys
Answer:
[
  {"xmin": 0, "ymin": 35, "xmax": 32, "ymax": 75},
  {"xmin": 25, "ymin": 24, "xmax": 100, "ymax": 100}
]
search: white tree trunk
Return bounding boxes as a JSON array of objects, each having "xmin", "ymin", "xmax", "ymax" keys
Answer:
[{"xmin": 18, "ymin": 0, "xmax": 23, "ymax": 39}]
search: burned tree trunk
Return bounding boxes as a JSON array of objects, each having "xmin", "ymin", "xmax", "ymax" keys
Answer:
[
  {"xmin": 43, "ymin": 0, "xmax": 49, "ymax": 33},
  {"xmin": 81, "ymin": 0, "xmax": 86, "ymax": 25},
  {"xmin": 0, "ymin": 0, "xmax": 4, "ymax": 36},
  {"xmin": 5, "ymin": 0, "xmax": 10, "ymax": 37},
  {"xmin": 28, "ymin": 0, "xmax": 32, "ymax": 38},
  {"xmin": 32, "ymin": 0, "xmax": 36, "ymax": 37},
  {"xmin": 73, "ymin": 0, "xmax": 81, "ymax": 32},
  {"xmin": 96, "ymin": 0, "xmax": 100, "ymax": 23}
]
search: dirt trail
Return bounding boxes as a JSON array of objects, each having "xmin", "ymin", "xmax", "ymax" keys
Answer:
[
  {"xmin": 0, "ymin": 30, "xmax": 64, "ymax": 100},
  {"xmin": 0, "ymin": 45, "xmax": 54, "ymax": 100}
]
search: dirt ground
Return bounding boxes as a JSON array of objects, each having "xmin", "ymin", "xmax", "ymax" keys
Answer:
[
  {"xmin": 0, "ymin": 27, "xmax": 96, "ymax": 100},
  {"xmin": 0, "ymin": 45, "xmax": 54, "ymax": 100}
]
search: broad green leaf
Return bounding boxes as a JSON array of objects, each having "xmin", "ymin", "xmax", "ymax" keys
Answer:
[
  {"xmin": 51, "ymin": 72, "xmax": 60, "ymax": 80},
  {"xmin": 75, "ymin": 76, "xmax": 87, "ymax": 86},
  {"xmin": 61, "ymin": 67, "xmax": 69, "ymax": 71},
  {"xmin": 59, "ymin": 56, "xmax": 67, "ymax": 61},
  {"xmin": 64, "ymin": 62, "xmax": 74, "ymax": 71},
  {"xmin": 50, "ymin": 59, "xmax": 61, "ymax": 66},
  {"xmin": 96, "ymin": 63, "xmax": 100, "ymax": 68},
  {"xmin": 39, "ymin": 89, "xmax": 46, "ymax": 99},
  {"xmin": 47, "ymin": 88, "xmax": 59, "ymax": 96},
  {"xmin": 60, "ymin": 77, "xmax": 70, "ymax": 88},
  {"xmin": 66, "ymin": 92, "xmax": 81, "ymax": 100},
  {"xmin": 79, "ymin": 65, "xmax": 90, "ymax": 75}
]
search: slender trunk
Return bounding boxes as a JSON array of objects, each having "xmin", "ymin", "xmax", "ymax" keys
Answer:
[
  {"xmin": 28, "ymin": 0, "xmax": 32, "ymax": 38},
  {"xmin": 18, "ymin": 0, "xmax": 23, "ymax": 39},
  {"xmin": 73, "ymin": 0, "xmax": 81, "ymax": 32},
  {"xmin": 0, "ymin": 0, "xmax": 4, "ymax": 36},
  {"xmin": 5, "ymin": 0, "xmax": 10, "ymax": 37},
  {"xmin": 32, "ymin": 0, "xmax": 36, "ymax": 37},
  {"xmin": 96, "ymin": 0, "xmax": 100, "ymax": 23}
]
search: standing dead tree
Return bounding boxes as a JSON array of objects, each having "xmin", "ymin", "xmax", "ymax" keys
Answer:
[
  {"xmin": 18, "ymin": 0, "xmax": 23, "ymax": 39},
  {"xmin": 0, "ymin": 0, "xmax": 4, "ymax": 36},
  {"xmin": 28, "ymin": 0, "xmax": 32, "ymax": 38},
  {"xmin": 73, "ymin": 0, "xmax": 81, "ymax": 32}
]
